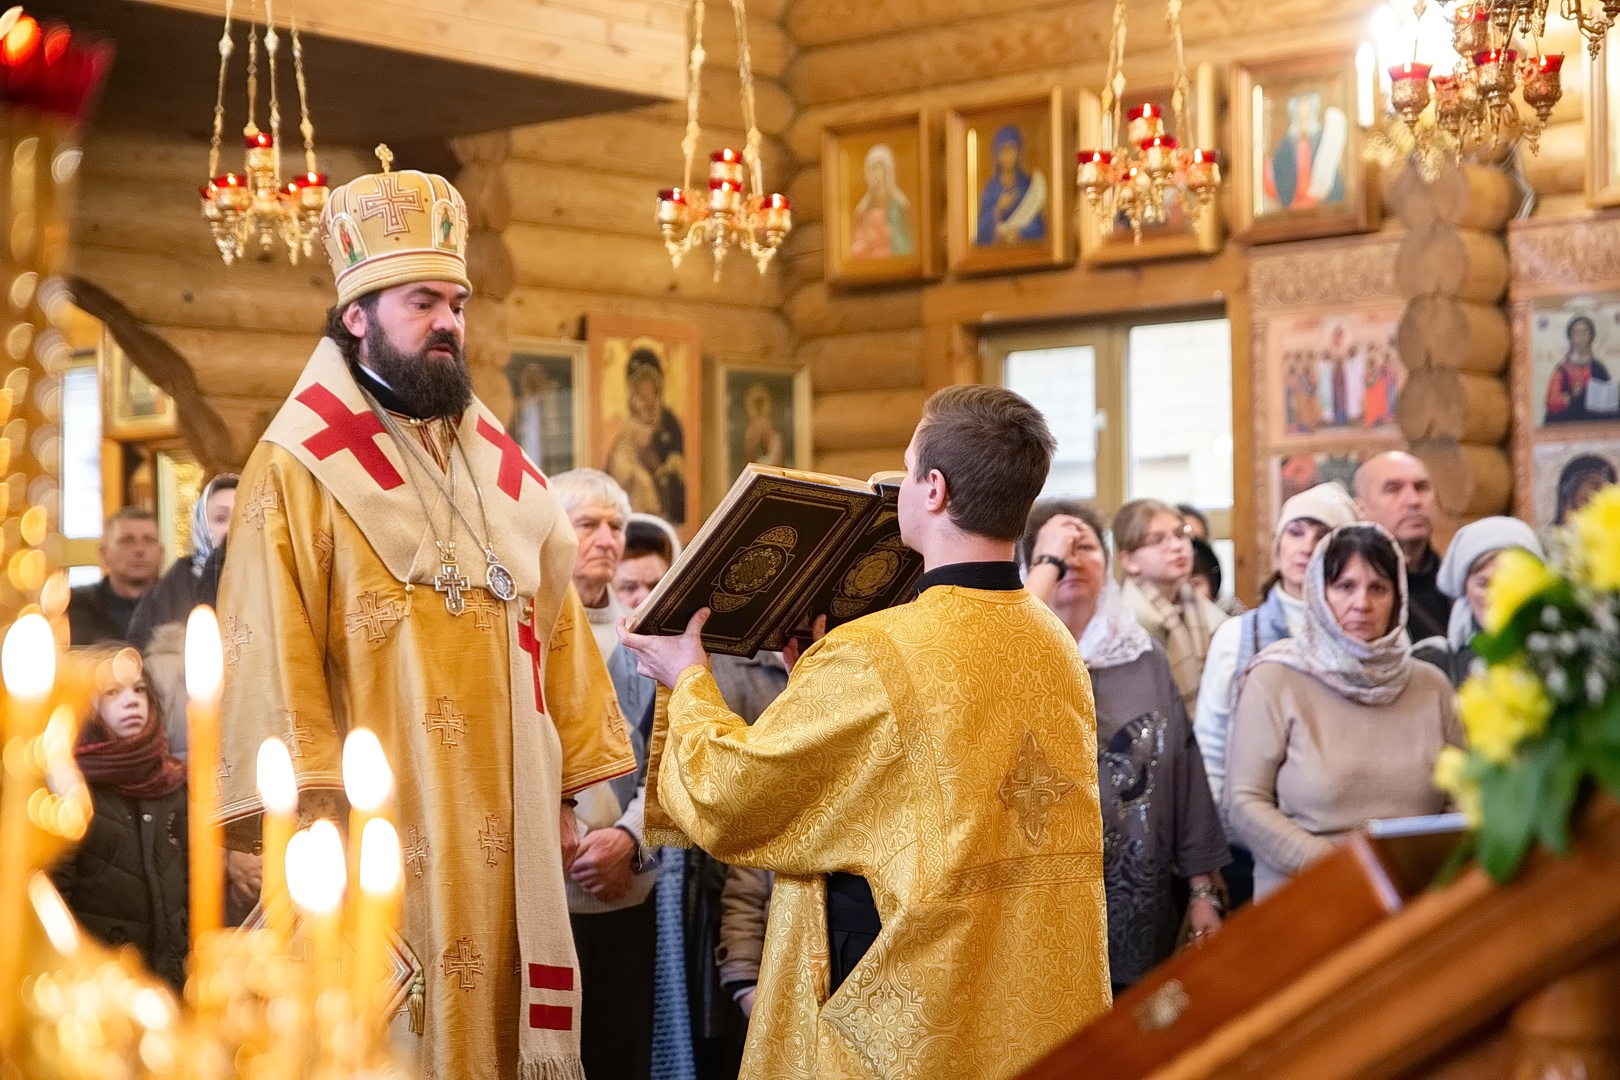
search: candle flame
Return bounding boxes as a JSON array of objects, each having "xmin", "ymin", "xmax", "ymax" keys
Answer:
[
  {"xmin": 184, "ymin": 606, "xmax": 223, "ymax": 704},
  {"xmin": 359, "ymin": 818, "xmax": 402, "ymax": 896},
  {"xmin": 28, "ymin": 873, "xmax": 79, "ymax": 955},
  {"xmin": 286, "ymin": 820, "xmax": 346, "ymax": 915},
  {"xmin": 2, "ymin": 612, "xmax": 55, "ymax": 700},
  {"xmin": 343, "ymin": 727, "xmax": 393, "ymax": 813},
  {"xmin": 256, "ymin": 738, "xmax": 298, "ymax": 815}
]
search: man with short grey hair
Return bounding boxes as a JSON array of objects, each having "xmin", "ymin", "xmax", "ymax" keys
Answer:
[
  {"xmin": 69, "ymin": 507, "xmax": 163, "ymax": 646},
  {"xmin": 551, "ymin": 467, "xmax": 658, "ymax": 1080},
  {"xmin": 1353, "ymin": 450, "xmax": 1450, "ymax": 641}
]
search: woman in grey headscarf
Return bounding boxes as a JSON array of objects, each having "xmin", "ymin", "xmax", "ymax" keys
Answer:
[
  {"xmin": 1413, "ymin": 516, "xmax": 1544, "ymax": 687},
  {"xmin": 1226, "ymin": 524, "xmax": 1464, "ymax": 899},
  {"xmin": 1023, "ymin": 499, "xmax": 1229, "ymax": 989}
]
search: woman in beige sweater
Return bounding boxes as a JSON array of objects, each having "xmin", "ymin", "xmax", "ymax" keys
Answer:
[{"xmin": 1226, "ymin": 524, "xmax": 1465, "ymax": 899}]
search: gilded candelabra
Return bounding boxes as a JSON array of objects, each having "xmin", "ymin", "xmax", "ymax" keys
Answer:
[
  {"xmin": 198, "ymin": 0, "xmax": 328, "ymax": 266},
  {"xmin": 654, "ymin": 0, "xmax": 792, "ymax": 279},
  {"xmin": 1075, "ymin": 0, "xmax": 1222, "ymax": 243}
]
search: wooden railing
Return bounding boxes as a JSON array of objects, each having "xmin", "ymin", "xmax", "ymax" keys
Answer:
[{"xmin": 1019, "ymin": 796, "xmax": 1620, "ymax": 1080}]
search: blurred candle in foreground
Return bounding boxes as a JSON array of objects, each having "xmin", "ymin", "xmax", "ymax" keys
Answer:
[
  {"xmin": 343, "ymin": 728, "xmax": 392, "ymax": 896},
  {"xmin": 185, "ymin": 606, "xmax": 224, "ymax": 947},
  {"xmin": 353, "ymin": 817, "xmax": 402, "ymax": 1047},
  {"xmin": 287, "ymin": 820, "xmax": 346, "ymax": 1012},
  {"xmin": 0, "ymin": 614, "xmax": 56, "ymax": 1042},
  {"xmin": 257, "ymin": 737, "xmax": 297, "ymax": 945}
]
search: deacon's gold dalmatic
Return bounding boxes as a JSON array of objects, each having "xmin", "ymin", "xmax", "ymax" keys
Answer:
[
  {"xmin": 217, "ymin": 342, "xmax": 635, "ymax": 1080},
  {"xmin": 650, "ymin": 585, "xmax": 1113, "ymax": 1080}
]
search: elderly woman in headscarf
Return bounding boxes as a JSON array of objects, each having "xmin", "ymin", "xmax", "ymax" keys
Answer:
[
  {"xmin": 1412, "ymin": 517, "xmax": 1544, "ymax": 687},
  {"xmin": 1194, "ymin": 481, "xmax": 1356, "ymax": 908},
  {"xmin": 1226, "ymin": 524, "xmax": 1465, "ymax": 900},
  {"xmin": 1023, "ymin": 499, "xmax": 1229, "ymax": 990}
]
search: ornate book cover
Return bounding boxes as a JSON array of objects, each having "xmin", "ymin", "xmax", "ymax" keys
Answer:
[{"xmin": 626, "ymin": 465, "xmax": 920, "ymax": 656}]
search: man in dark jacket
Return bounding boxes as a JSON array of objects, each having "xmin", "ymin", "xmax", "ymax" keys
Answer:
[{"xmin": 68, "ymin": 507, "xmax": 163, "ymax": 647}]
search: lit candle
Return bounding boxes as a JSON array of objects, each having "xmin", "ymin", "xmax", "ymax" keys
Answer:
[
  {"xmin": 0, "ymin": 615, "xmax": 55, "ymax": 1043},
  {"xmin": 186, "ymin": 606, "xmax": 224, "ymax": 949},
  {"xmin": 1140, "ymin": 134, "xmax": 1178, "ymax": 171},
  {"xmin": 1388, "ymin": 61, "xmax": 1432, "ymax": 81},
  {"xmin": 343, "ymin": 727, "xmax": 392, "ymax": 899},
  {"xmin": 1076, "ymin": 149, "xmax": 1113, "ymax": 186},
  {"xmin": 656, "ymin": 187, "xmax": 688, "ymax": 227},
  {"xmin": 286, "ymin": 821, "xmax": 346, "ymax": 1023},
  {"xmin": 257, "ymin": 737, "xmax": 297, "ymax": 946},
  {"xmin": 764, "ymin": 192, "xmax": 792, "ymax": 231},
  {"xmin": 1188, "ymin": 148, "xmax": 1221, "ymax": 187},
  {"xmin": 709, "ymin": 178, "xmax": 742, "ymax": 214},
  {"xmin": 1127, "ymin": 102, "xmax": 1165, "ymax": 144},
  {"xmin": 352, "ymin": 817, "xmax": 402, "ymax": 1053},
  {"xmin": 245, "ymin": 129, "xmax": 274, "ymax": 149}
]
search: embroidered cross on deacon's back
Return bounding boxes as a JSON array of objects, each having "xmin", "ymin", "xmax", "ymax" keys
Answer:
[
  {"xmin": 476, "ymin": 416, "xmax": 545, "ymax": 500},
  {"xmin": 477, "ymin": 814, "xmax": 509, "ymax": 866},
  {"xmin": 356, "ymin": 172, "xmax": 426, "ymax": 235},
  {"xmin": 346, "ymin": 591, "xmax": 404, "ymax": 643},
  {"xmin": 244, "ymin": 479, "xmax": 280, "ymax": 530},
  {"xmin": 404, "ymin": 825, "xmax": 430, "ymax": 878},
  {"xmin": 442, "ymin": 937, "xmax": 484, "ymax": 992},
  {"xmin": 998, "ymin": 730, "xmax": 1076, "ymax": 845},
  {"xmin": 297, "ymin": 384, "xmax": 404, "ymax": 491},
  {"xmin": 424, "ymin": 697, "xmax": 465, "ymax": 748}
]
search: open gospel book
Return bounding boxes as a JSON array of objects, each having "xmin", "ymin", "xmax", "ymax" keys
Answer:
[{"xmin": 624, "ymin": 463, "xmax": 925, "ymax": 656}]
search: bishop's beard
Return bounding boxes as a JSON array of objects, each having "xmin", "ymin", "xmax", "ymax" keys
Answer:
[{"xmin": 364, "ymin": 322, "xmax": 472, "ymax": 419}]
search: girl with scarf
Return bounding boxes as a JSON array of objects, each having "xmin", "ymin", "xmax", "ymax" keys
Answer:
[
  {"xmin": 1226, "ymin": 525, "xmax": 1464, "ymax": 900},
  {"xmin": 1114, "ymin": 499, "xmax": 1229, "ymax": 718},
  {"xmin": 1024, "ymin": 500, "xmax": 1228, "ymax": 990},
  {"xmin": 52, "ymin": 650, "xmax": 189, "ymax": 989},
  {"xmin": 1193, "ymin": 482, "xmax": 1356, "ymax": 907},
  {"xmin": 1413, "ymin": 516, "xmax": 1543, "ymax": 687}
]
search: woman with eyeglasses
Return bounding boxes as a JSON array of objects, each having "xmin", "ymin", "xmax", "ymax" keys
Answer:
[
  {"xmin": 1225, "ymin": 524, "xmax": 1464, "ymax": 900},
  {"xmin": 1113, "ymin": 499, "xmax": 1230, "ymax": 717},
  {"xmin": 1024, "ymin": 501, "xmax": 1229, "ymax": 989}
]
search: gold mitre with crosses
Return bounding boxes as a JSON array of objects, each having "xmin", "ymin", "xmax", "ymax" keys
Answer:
[{"xmin": 319, "ymin": 144, "xmax": 471, "ymax": 307}]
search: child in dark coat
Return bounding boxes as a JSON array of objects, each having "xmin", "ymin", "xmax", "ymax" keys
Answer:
[{"xmin": 52, "ymin": 652, "xmax": 189, "ymax": 989}]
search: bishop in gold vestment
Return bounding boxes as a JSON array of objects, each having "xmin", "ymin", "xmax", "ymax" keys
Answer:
[
  {"xmin": 646, "ymin": 580, "xmax": 1113, "ymax": 1079},
  {"xmin": 216, "ymin": 161, "xmax": 634, "ymax": 1080}
]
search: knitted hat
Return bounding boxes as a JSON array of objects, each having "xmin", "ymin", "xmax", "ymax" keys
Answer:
[
  {"xmin": 1276, "ymin": 481, "xmax": 1357, "ymax": 543},
  {"xmin": 319, "ymin": 145, "xmax": 471, "ymax": 308},
  {"xmin": 1435, "ymin": 516, "xmax": 1543, "ymax": 600}
]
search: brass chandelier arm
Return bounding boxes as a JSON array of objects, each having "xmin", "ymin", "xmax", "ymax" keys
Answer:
[
  {"xmin": 264, "ymin": 0, "xmax": 282, "ymax": 187},
  {"xmin": 1167, "ymin": 0, "xmax": 1193, "ymax": 146},
  {"xmin": 730, "ymin": 0, "xmax": 764, "ymax": 198},
  {"xmin": 207, "ymin": 0, "xmax": 234, "ymax": 180},
  {"xmin": 682, "ymin": 0, "xmax": 706, "ymax": 196},
  {"xmin": 289, "ymin": 7, "xmax": 318, "ymax": 175},
  {"xmin": 1102, "ymin": 0, "xmax": 1129, "ymax": 139}
]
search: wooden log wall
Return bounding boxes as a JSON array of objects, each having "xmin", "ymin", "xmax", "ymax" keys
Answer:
[{"xmin": 1393, "ymin": 163, "xmax": 1514, "ymax": 519}]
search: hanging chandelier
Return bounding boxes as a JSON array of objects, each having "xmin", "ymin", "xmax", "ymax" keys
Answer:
[
  {"xmin": 1075, "ymin": 0, "xmax": 1222, "ymax": 242},
  {"xmin": 198, "ymin": 0, "xmax": 328, "ymax": 265},
  {"xmin": 1367, "ymin": 0, "xmax": 1564, "ymax": 179},
  {"xmin": 654, "ymin": 0, "xmax": 791, "ymax": 279}
]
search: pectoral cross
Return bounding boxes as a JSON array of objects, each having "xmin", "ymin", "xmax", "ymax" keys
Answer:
[{"xmin": 434, "ymin": 542, "xmax": 470, "ymax": 616}]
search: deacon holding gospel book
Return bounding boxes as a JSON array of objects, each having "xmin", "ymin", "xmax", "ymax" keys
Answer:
[{"xmin": 619, "ymin": 385, "xmax": 1112, "ymax": 1080}]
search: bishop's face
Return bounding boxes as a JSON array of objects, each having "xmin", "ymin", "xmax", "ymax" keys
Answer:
[{"xmin": 350, "ymin": 281, "xmax": 472, "ymax": 417}]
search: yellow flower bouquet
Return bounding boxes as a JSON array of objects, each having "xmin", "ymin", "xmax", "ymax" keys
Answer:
[{"xmin": 1434, "ymin": 485, "xmax": 1620, "ymax": 882}]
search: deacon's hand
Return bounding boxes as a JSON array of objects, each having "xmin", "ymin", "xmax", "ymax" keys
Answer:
[
  {"xmin": 618, "ymin": 608, "xmax": 712, "ymax": 689},
  {"xmin": 569, "ymin": 827, "xmax": 638, "ymax": 901},
  {"xmin": 559, "ymin": 801, "xmax": 581, "ymax": 872}
]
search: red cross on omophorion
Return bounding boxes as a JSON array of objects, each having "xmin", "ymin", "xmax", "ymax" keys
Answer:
[
  {"xmin": 528, "ymin": 964, "xmax": 574, "ymax": 1032},
  {"xmin": 298, "ymin": 385, "xmax": 404, "ymax": 490},
  {"xmin": 355, "ymin": 173, "xmax": 425, "ymax": 235},
  {"xmin": 517, "ymin": 606, "xmax": 545, "ymax": 714},
  {"xmin": 476, "ymin": 417, "xmax": 546, "ymax": 500}
]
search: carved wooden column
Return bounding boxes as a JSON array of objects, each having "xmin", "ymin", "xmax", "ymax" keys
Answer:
[
  {"xmin": 452, "ymin": 131, "xmax": 517, "ymax": 422},
  {"xmin": 1510, "ymin": 947, "xmax": 1620, "ymax": 1080},
  {"xmin": 1393, "ymin": 162, "xmax": 1516, "ymax": 520}
]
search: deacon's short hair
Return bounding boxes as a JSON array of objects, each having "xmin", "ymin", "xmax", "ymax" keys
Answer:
[
  {"xmin": 551, "ymin": 468, "xmax": 632, "ymax": 522},
  {"xmin": 912, "ymin": 385, "xmax": 1056, "ymax": 542}
]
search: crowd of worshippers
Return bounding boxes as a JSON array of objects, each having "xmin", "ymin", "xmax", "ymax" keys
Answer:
[{"xmin": 51, "ymin": 442, "xmax": 1551, "ymax": 1075}]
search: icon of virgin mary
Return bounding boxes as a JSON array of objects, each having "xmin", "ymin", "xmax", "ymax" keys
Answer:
[{"xmin": 976, "ymin": 124, "xmax": 1048, "ymax": 246}]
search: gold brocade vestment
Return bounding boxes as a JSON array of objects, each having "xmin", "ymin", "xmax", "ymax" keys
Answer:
[
  {"xmin": 216, "ymin": 340, "xmax": 635, "ymax": 1080},
  {"xmin": 649, "ymin": 585, "xmax": 1113, "ymax": 1080}
]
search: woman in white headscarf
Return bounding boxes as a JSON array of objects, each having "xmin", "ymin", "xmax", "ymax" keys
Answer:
[
  {"xmin": 1413, "ymin": 517, "xmax": 1544, "ymax": 687},
  {"xmin": 1226, "ymin": 524, "xmax": 1465, "ymax": 900},
  {"xmin": 1023, "ymin": 499, "xmax": 1229, "ymax": 990}
]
